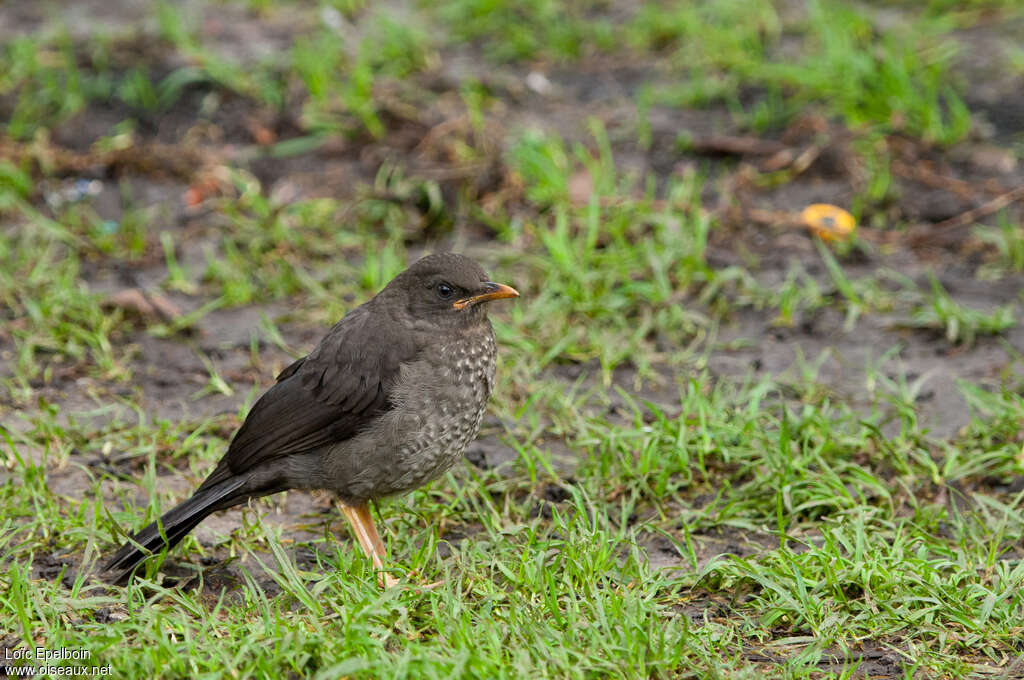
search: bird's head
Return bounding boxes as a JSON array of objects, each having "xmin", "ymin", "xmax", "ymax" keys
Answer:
[{"xmin": 381, "ymin": 253, "xmax": 519, "ymax": 329}]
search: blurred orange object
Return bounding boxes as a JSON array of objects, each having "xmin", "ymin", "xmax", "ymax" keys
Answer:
[
  {"xmin": 801, "ymin": 203, "xmax": 856, "ymax": 241},
  {"xmin": 183, "ymin": 186, "xmax": 204, "ymax": 208}
]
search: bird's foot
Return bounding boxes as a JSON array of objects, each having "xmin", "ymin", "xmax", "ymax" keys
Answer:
[
  {"xmin": 403, "ymin": 569, "xmax": 444, "ymax": 590},
  {"xmin": 380, "ymin": 570, "xmax": 442, "ymax": 590},
  {"xmin": 338, "ymin": 502, "xmax": 443, "ymax": 591},
  {"xmin": 378, "ymin": 571, "xmax": 401, "ymax": 589}
]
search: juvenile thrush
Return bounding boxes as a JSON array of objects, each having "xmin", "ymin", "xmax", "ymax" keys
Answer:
[{"xmin": 104, "ymin": 253, "xmax": 518, "ymax": 587}]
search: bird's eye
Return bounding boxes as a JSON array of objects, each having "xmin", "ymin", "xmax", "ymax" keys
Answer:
[{"xmin": 435, "ymin": 282, "xmax": 455, "ymax": 300}]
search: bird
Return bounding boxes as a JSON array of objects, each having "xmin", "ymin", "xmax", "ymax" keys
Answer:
[{"xmin": 103, "ymin": 252, "xmax": 518, "ymax": 587}]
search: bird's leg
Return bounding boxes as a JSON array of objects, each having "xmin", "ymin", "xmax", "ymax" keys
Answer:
[{"xmin": 337, "ymin": 501, "xmax": 400, "ymax": 588}]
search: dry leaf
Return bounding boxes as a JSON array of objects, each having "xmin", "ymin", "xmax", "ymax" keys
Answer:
[
  {"xmin": 568, "ymin": 170, "xmax": 594, "ymax": 206},
  {"xmin": 107, "ymin": 288, "xmax": 181, "ymax": 322}
]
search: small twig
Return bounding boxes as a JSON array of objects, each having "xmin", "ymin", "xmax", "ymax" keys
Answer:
[
  {"xmin": 413, "ymin": 114, "xmax": 469, "ymax": 155},
  {"xmin": 745, "ymin": 207, "xmax": 799, "ymax": 227},
  {"xmin": 688, "ymin": 135, "xmax": 787, "ymax": 156},
  {"xmin": 932, "ymin": 184, "xmax": 1024, "ymax": 231},
  {"xmin": 0, "ymin": 138, "xmax": 216, "ymax": 182},
  {"xmin": 759, "ymin": 145, "xmax": 822, "ymax": 174},
  {"xmin": 891, "ymin": 159, "xmax": 977, "ymax": 200}
]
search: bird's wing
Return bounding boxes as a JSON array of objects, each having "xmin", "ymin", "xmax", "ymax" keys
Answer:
[{"xmin": 196, "ymin": 304, "xmax": 417, "ymax": 491}]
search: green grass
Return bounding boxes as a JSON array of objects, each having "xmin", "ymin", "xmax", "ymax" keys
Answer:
[
  {"xmin": 3, "ymin": 0, "xmax": 1024, "ymax": 678},
  {"xmin": 5, "ymin": 348, "xmax": 1024, "ymax": 676},
  {"xmin": 908, "ymin": 276, "xmax": 1017, "ymax": 346},
  {"xmin": 0, "ymin": 215, "xmax": 132, "ymax": 389},
  {"xmin": 0, "ymin": 34, "xmax": 98, "ymax": 140}
]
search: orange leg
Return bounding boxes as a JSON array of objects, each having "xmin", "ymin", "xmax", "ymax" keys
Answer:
[{"xmin": 338, "ymin": 502, "xmax": 400, "ymax": 588}]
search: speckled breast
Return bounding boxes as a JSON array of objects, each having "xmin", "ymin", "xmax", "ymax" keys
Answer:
[{"xmin": 384, "ymin": 326, "xmax": 497, "ymax": 495}]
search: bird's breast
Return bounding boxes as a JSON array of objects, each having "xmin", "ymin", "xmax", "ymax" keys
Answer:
[{"xmin": 359, "ymin": 327, "xmax": 497, "ymax": 496}]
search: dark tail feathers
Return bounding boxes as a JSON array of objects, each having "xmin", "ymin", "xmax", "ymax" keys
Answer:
[{"xmin": 103, "ymin": 477, "xmax": 248, "ymax": 584}]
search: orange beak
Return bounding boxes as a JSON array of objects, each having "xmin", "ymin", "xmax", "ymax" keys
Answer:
[{"xmin": 453, "ymin": 282, "xmax": 520, "ymax": 310}]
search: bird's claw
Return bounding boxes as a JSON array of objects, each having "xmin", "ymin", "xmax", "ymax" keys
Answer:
[{"xmin": 378, "ymin": 570, "xmax": 443, "ymax": 590}]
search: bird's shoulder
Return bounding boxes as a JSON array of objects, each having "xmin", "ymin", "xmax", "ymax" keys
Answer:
[{"xmin": 284, "ymin": 302, "xmax": 420, "ymax": 407}]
